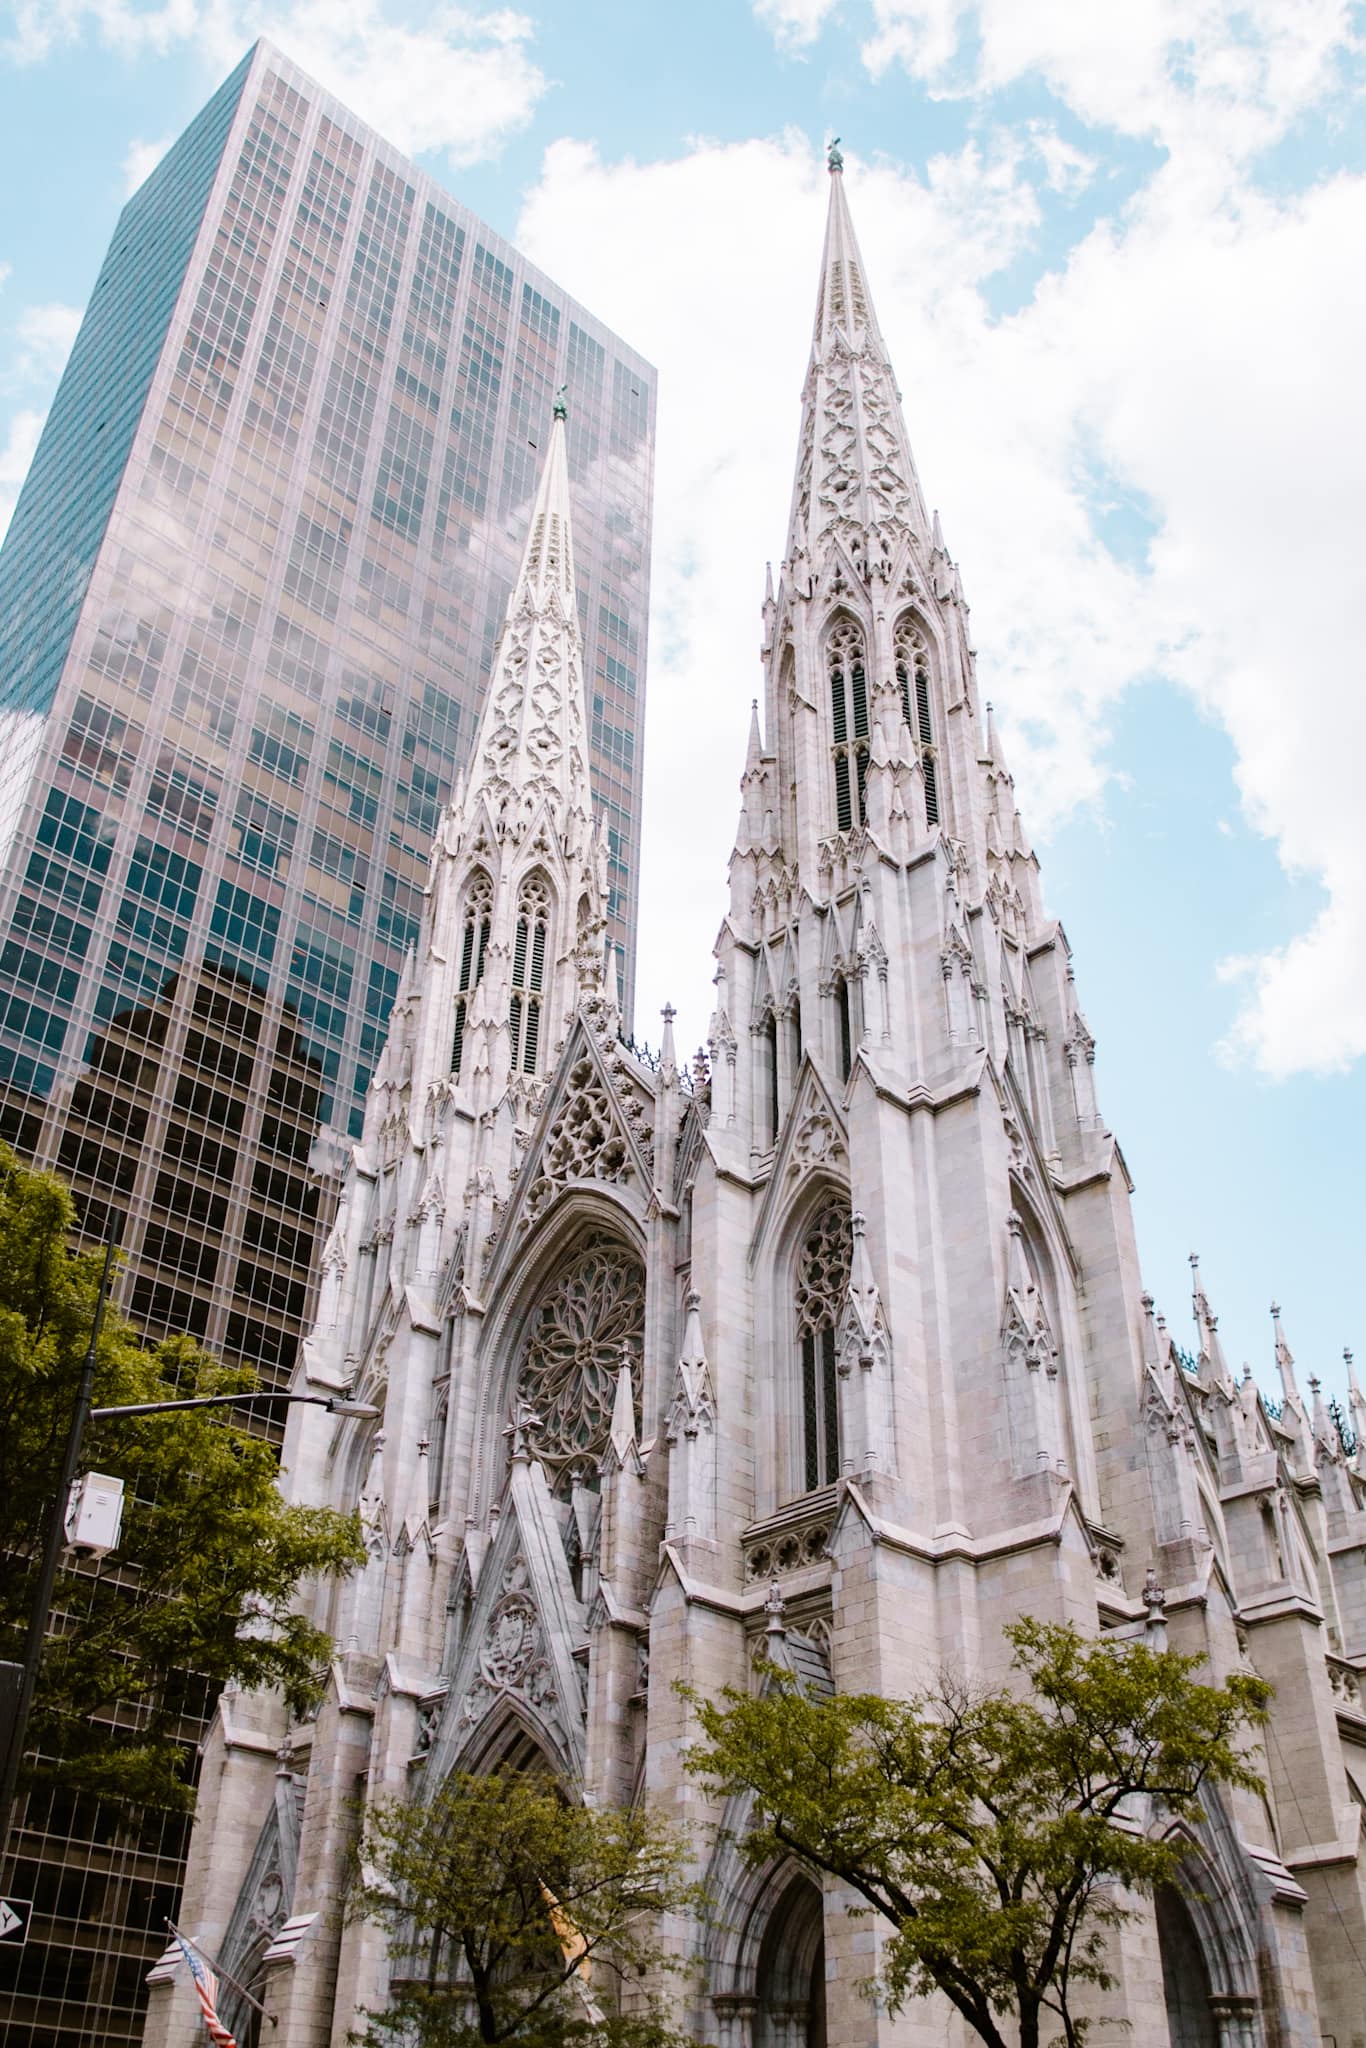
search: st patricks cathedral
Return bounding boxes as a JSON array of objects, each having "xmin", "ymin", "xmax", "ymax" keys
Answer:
[{"xmin": 143, "ymin": 157, "xmax": 1366, "ymax": 2048}]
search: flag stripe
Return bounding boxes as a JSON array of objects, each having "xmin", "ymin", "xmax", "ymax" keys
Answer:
[{"xmin": 175, "ymin": 1933, "xmax": 239, "ymax": 2048}]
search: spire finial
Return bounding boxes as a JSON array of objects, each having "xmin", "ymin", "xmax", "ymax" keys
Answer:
[
  {"xmin": 827, "ymin": 135, "xmax": 843, "ymax": 173},
  {"xmin": 553, "ymin": 383, "xmax": 568, "ymax": 421}
]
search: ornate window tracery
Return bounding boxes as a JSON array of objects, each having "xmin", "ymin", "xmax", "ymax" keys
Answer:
[
  {"xmin": 452, "ymin": 872, "xmax": 492, "ymax": 1075},
  {"xmin": 510, "ymin": 872, "xmax": 551, "ymax": 1076},
  {"xmin": 515, "ymin": 1234, "xmax": 646, "ymax": 1494},
  {"xmin": 827, "ymin": 618, "xmax": 869, "ymax": 832},
  {"xmin": 894, "ymin": 616, "xmax": 939, "ymax": 828},
  {"xmin": 795, "ymin": 1199, "xmax": 852, "ymax": 1491}
]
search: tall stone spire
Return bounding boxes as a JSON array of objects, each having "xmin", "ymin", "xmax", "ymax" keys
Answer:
[
  {"xmin": 785, "ymin": 146, "xmax": 932, "ymax": 588},
  {"xmin": 459, "ymin": 402, "xmax": 591, "ymax": 843},
  {"xmin": 401, "ymin": 402, "xmax": 610, "ymax": 1107}
]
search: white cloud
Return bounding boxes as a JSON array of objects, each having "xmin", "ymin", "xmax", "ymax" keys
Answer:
[
  {"xmin": 123, "ymin": 132, "xmax": 173, "ymax": 192},
  {"xmin": 13, "ymin": 301, "xmax": 82, "ymax": 381},
  {"xmin": 753, "ymin": 0, "xmax": 841, "ymax": 52},
  {"xmin": 520, "ymin": 54, "xmax": 1366, "ymax": 1077},
  {"xmin": 6, "ymin": 2, "xmax": 547, "ymax": 166},
  {"xmin": 0, "ymin": 406, "xmax": 45, "ymax": 546},
  {"xmin": 858, "ymin": 0, "xmax": 1354, "ymax": 167}
]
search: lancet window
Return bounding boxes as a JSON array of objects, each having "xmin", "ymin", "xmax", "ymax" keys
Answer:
[
  {"xmin": 451, "ymin": 873, "xmax": 492, "ymax": 1075},
  {"xmin": 835, "ymin": 976, "xmax": 854, "ymax": 1082},
  {"xmin": 795, "ymin": 1198, "xmax": 852, "ymax": 1492},
  {"xmin": 827, "ymin": 618, "xmax": 870, "ymax": 832},
  {"xmin": 515, "ymin": 1234, "xmax": 646, "ymax": 1495},
  {"xmin": 509, "ymin": 873, "xmax": 551, "ymax": 1076},
  {"xmin": 894, "ymin": 617, "xmax": 939, "ymax": 827}
]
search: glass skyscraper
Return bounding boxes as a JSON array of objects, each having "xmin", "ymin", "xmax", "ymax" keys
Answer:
[{"xmin": 0, "ymin": 40, "xmax": 653, "ymax": 2047}]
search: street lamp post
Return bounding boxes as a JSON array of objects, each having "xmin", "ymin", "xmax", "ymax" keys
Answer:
[{"xmin": 0, "ymin": 1326, "xmax": 378, "ymax": 1864}]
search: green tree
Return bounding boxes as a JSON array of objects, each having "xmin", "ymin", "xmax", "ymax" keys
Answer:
[
  {"xmin": 352, "ymin": 1769, "xmax": 702, "ymax": 2047},
  {"xmin": 686, "ymin": 1617, "xmax": 1271, "ymax": 2048},
  {"xmin": 0, "ymin": 1145, "xmax": 365, "ymax": 1810}
]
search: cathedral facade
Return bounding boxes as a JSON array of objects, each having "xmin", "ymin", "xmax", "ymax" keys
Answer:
[{"xmin": 144, "ymin": 162, "xmax": 1366, "ymax": 2048}]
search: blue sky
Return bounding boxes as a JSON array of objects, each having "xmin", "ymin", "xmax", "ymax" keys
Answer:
[{"xmin": 1, "ymin": 0, "xmax": 1363, "ymax": 1409}]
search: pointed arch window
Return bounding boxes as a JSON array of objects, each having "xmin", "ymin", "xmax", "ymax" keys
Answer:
[
  {"xmin": 509, "ymin": 873, "xmax": 551, "ymax": 1076},
  {"xmin": 895, "ymin": 618, "xmax": 939, "ymax": 828},
  {"xmin": 451, "ymin": 874, "xmax": 492, "ymax": 1076},
  {"xmin": 827, "ymin": 619, "xmax": 870, "ymax": 831},
  {"xmin": 795, "ymin": 1199, "xmax": 852, "ymax": 1491}
]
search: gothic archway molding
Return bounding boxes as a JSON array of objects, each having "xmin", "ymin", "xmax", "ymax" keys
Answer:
[
  {"xmin": 704, "ymin": 1837, "xmax": 827, "ymax": 2048},
  {"xmin": 1158, "ymin": 1807, "xmax": 1263, "ymax": 2018}
]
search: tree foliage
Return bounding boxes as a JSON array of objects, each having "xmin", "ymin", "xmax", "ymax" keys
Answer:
[
  {"xmin": 686, "ymin": 1617, "xmax": 1271, "ymax": 2048},
  {"xmin": 352, "ymin": 1769, "xmax": 702, "ymax": 2048},
  {"xmin": 0, "ymin": 1146, "xmax": 365, "ymax": 1810}
]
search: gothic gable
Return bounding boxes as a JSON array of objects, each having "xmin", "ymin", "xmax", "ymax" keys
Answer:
[
  {"xmin": 751, "ymin": 1056, "xmax": 849, "ymax": 1257},
  {"xmin": 425, "ymin": 1451, "xmax": 588, "ymax": 1782},
  {"xmin": 485, "ymin": 1014, "xmax": 655, "ymax": 1286},
  {"xmin": 214, "ymin": 1767, "xmax": 305, "ymax": 2034}
]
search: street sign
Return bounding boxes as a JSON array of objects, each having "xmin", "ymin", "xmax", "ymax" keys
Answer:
[{"xmin": 0, "ymin": 1897, "xmax": 31, "ymax": 1948}]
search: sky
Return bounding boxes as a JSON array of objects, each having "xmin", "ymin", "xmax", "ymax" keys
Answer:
[{"xmin": 0, "ymin": 0, "xmax": 1363, "ymax": 1413}]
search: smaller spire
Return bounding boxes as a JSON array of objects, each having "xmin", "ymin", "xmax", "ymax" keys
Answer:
[
  {"xmin": 745, "ymin": 699, "xmax": 763, "ymax": 774},
  {"xmin": 658, "ymin": 1003, "xmax": 678, "ymax": 1088},
  {"xmin": 932, "ymin": 507, "xmax": 946, "ymax": 554},
  {"xmin": 609, "ymin": 1350, "xmax": 638, "ymax": 1466},
  {"xmin": 1270, "ymin": 1301, "xmax": 1301, "ymax": 1404}
]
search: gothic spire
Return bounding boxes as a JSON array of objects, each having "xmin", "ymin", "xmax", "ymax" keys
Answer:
[
  {"xmin": 460, "ymin": 405, "xmax": 589, "ymax": 839},
  {"xmin": 785, "ymin": 150, "xmax": 931, "ymax": 582}
]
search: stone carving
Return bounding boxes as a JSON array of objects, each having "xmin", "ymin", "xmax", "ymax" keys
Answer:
[
  {"xmin": 744, "ymin": 1517, "xmax": 831, "ymax": 1581},
  {"xmin": 523, "ymin": 1056, "xmax": 644, "ymax": 1223},
  {"xmin": 796, "ymin": 1201, "xmax": 853, "ymax": 1340},
  {"xmin": 787, "ymin": 1106, "xmax": 847, "ymax": 1181},
  {"xmin": 515, "ymin": 1236, "xmax": 646, "ymax": 1489},
  {"xmin": 458, "ymin": 1557, "xmax": 565, "ymax": 1748}
]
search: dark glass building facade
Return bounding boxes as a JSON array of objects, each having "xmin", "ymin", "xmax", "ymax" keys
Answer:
[{"xmin": 0, "ymin": 39, "xmax": 653, "ymax": 2046}]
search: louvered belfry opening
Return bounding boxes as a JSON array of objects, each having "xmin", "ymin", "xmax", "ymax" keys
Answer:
[
  {"xmin": 895, "ymin": 617, "xmax": 939, "ymax": 828},
  {"xmin": 451, "ymin": 874, "xmax": 492, "ymax": 1075},
  {"xmin": 509, "ymin": 873, "xmax": 550, "ymax": 1076},
  {"xmin": 827, "ymin": 617, "xmax": 870, "ymax": 831}
]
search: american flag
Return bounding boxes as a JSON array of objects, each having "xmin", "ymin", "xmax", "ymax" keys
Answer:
[{"xmin": 175, "ymin": 1931, "xmax": 238, "ymax": 2048}]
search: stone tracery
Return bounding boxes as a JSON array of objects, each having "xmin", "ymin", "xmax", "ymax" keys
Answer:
[{"xmin": 515, "ymin": 1234, "xmax": 646, "ymax": 1490}]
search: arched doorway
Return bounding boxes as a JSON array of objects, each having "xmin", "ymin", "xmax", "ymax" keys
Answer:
[
  {"xmin": 755, "ymin": 1874, "xmax": 825, "ymax": 2048},
  {"xmin": 1156, "ymin": 1884, "xmax": 1216, "ymax": 2048}
]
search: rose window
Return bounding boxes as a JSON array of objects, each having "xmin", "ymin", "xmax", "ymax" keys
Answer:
[{"xmin": 515, "ymin": 1236, "xmax": 646, "ymax": 1491}]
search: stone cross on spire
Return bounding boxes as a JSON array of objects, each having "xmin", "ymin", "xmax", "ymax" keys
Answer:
[{"xmin": 785, "ymin": 147, "xmax": 931, "ymax": 584}]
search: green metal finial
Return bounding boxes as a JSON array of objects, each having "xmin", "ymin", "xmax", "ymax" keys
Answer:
[
  {"xmin": 553, "ymin": 384, "xmax": 568, "ymax": 421},
  {"xmin": 827, "ymin": 136, "xmax": 843, "ymax": 172}
]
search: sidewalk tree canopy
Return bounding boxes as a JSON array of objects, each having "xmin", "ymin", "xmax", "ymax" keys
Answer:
[
  {"xmin": 352, "ymin": 1769, "xmax": 703, "ymax": 2048},
  {"xmin": 685, "ymin": 1616, "xmax": 1271, "ymax": 2048},
  {"xmin": 0, "ymin": 1146, "xmax": 365, "ymax": 1811}
]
